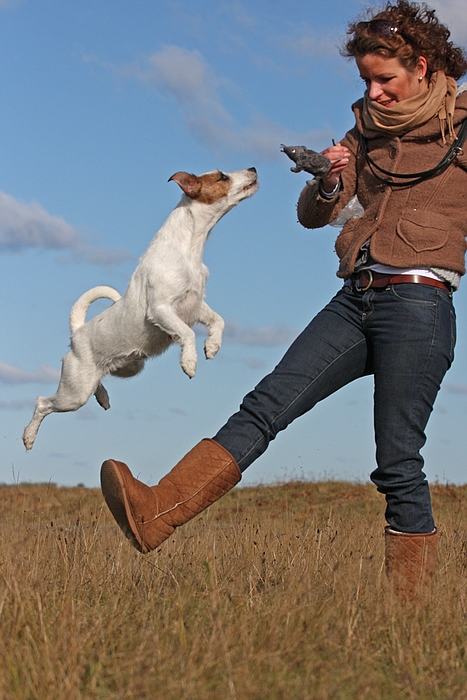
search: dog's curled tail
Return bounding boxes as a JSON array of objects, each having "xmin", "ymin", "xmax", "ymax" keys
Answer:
[{"xmin": 69, "ymin": 285, "xmax": 122, "ymax": 333}]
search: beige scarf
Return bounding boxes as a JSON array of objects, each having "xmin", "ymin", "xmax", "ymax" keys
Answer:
[{"xmin": 362, "ymin": 71, "xmax": 458, "ymax": 143}]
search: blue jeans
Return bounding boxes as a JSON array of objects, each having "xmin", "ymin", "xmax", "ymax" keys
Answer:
[{"xmin": 213, "ymin": 283, "xmax": 456, "ymax": 533}]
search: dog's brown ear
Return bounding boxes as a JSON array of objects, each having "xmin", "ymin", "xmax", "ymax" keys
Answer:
[{"xmin": 169, "ymin": 172, "xmax": 201, "ymax": 198}]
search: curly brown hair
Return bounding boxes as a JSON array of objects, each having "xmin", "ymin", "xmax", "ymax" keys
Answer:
[{"xmin": 342, "ymin": 0, "xmax": 467, "ymax": 79}]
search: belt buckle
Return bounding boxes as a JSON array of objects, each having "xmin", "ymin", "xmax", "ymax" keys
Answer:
[{"xmin": 355, "ymin": 269, "xmax": 373, "ymax": 292}]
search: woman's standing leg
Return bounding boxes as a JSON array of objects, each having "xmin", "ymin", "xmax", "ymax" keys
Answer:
[{"xmin": 367, "ymin": 283, "xmax": 456, "ymax": 601}]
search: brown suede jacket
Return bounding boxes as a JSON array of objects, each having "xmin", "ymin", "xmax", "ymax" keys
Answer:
[{"xmin": 297, "ymin": 90, "xmax": 467, "ymax": 279}]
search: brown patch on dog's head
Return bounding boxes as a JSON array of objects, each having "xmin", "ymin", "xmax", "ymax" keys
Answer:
[
  {"xmin": 195, "ymin": 171, "xmax": 232, "ymax": 204},
  {"xmin": 169, "ymin": 170, "xmax": 231, "ymax": 204}
]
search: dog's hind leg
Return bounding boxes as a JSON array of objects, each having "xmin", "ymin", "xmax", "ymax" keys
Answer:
[
  {"xmin": 23, "ymin": 351, "xmax": 104, "ymax": 450},
  {"xmin": 23, "ymin": 395, "xmax": 55, "ymax": 450},
  {"xmin": 94, "ymin": 382, "xmax": 110, "ymax": 410},
  {"xmin": 198, "ymin": 301, "xmax": 225, "ymax": 360}
]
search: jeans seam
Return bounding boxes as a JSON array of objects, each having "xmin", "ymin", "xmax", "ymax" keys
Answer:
[
  {"xmin": 406, "ymin": 293, "xmax": 437, "ymax": 527},
  {"xmin": 450, "ymin": 308, "xmax": 456, "ymax": 361}
]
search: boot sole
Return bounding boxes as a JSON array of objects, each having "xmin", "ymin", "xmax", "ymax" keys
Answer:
[{"xmin": 100, "ymin": 460, "xmax": 148, "ymax": 553}]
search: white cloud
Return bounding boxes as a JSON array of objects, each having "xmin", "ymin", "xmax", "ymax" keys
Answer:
[
  {"xmin": 0, "ymin": 361, "xmax": 60, "ymax": 385},
  {"xmin": 100, "ymin": 45, "xmax": 330, "ymax": 159},
  {"xmin": 223, "ymin": 319, "xmax": 297, "ymax": 346},
  {"xmin": 0, "ymin": 191, "xmax": 78, "ymax": 251},
  {"xmin": 0, "ymin": 191, "xmax": 130, "ymax": 264},
  {"xmin": 146, "ymin": 46, "xmax": 225, "ymax": 108}
]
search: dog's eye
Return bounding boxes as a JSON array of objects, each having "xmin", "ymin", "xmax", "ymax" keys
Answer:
[{"xmin": 218, "ymin": 172, "xmax": 229, "ymax": 181}]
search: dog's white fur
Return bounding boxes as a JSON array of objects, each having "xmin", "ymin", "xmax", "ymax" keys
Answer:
[{"xmin": 23, "ymin": 167, "xmax": 258, "ymax": 450}]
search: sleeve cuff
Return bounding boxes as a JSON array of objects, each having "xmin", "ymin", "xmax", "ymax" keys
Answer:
[{"xmin": 318, "ymin": 181, "xmax": 340, "ymax": 199}]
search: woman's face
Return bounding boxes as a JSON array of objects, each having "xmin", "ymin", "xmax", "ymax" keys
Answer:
[{"xmin": 356, "ymin": 53, "xmax": 428, "ymax": 107}]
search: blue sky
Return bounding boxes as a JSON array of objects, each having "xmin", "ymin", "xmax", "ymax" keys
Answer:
[{"xmin": 1, "ymin": 0, "xmax": 467, "ymax": 488}]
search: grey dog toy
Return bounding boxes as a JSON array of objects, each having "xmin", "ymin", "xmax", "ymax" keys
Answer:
[{"xmin": 281, "ymin": 144, "xmax": 332, "ymax": 178}]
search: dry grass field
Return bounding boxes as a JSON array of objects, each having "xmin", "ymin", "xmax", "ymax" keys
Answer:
[{"xmin": 1, "ymin": 478, "xmax": 467, "ymax": 699}]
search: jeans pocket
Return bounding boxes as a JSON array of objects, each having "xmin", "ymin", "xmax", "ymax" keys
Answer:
[{"xmin": 389, "ymin": 284, "xmax": 438, "ymax": 305}]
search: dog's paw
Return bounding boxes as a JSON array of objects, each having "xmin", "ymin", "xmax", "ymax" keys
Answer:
[
  {"xmin": 204, "ymin": 337, "xmax": 222, "ymax": 360},
  {"xmin": 181, "ymin": 360, "xmax": 197, "ymax": 378},
  {"xmin": 22, "ymin": 429, "xmax": 35, "ymax": 451},
  {"xmin": 180, "ymin": 345, "xmax": 198, "ymax": 378},
  {"xmin": 181, "ymin": 352, "xmax": 197, "ymax": 378}
]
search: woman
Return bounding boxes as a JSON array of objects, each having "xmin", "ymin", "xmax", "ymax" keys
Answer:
[{"xmin": 100, "ymin": 1, "xmax": 467, "ymax": 602}]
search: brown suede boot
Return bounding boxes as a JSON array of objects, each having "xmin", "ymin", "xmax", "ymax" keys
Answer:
[
  {"xmin": 385, "ymin": 526, "xmax": 438, "ymax": 604},
  {"xmin": 100, "ymin": 438, "xmax": 241, "ymax": 553}
]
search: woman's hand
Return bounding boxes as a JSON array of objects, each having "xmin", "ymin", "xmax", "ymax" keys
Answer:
[{"xmin": 320, "ymin": 142, "xmax": 350, "ymax": 193}]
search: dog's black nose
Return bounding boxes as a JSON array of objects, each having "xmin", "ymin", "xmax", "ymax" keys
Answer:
[{"xmin": 248, "ymin": 167, "xmax": 257, "ymax": 173}]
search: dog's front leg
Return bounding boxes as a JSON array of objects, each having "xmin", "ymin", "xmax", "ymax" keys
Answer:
[
  {"xmin": 198, "ymin": 301, "xmax": 225, "ymax": 360},
  {"xmin": 149, "ymin": 305, "xmax": 198, "ymax": 378}
]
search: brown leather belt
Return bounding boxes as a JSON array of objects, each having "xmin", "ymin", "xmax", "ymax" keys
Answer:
[{"xmin": 351, "ymin": 270, "xmax": 451, "ymax": 292}]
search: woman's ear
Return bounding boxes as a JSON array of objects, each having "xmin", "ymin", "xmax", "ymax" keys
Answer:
[{"xmin": 417, "ymin": 55, "xmax": 428, "ymax": 80}]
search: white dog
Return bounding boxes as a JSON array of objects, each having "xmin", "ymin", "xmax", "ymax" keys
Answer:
[{"xmin": 23, "ymin": 167, "xmax": 259, "ymax": 450}]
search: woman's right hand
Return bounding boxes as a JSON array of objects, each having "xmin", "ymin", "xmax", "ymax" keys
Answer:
[{"xmin": 320, "ymin": 142, "xmax": 350, "ymax": 193}]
